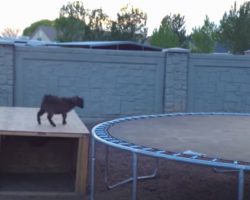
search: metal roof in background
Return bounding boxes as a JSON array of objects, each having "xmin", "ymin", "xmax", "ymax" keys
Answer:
[
  {"xmin": 0, "ymin": 39, "xmax": 162, "ymax": 51},
  {"xmin": 52, "ymin": 41, "xmax": 162, "ymax": 51}
]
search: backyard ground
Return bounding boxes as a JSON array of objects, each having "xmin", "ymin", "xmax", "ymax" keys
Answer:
[
  {"xmin": 89, "ymin": 142, "xmax": 250, "ymax": 200},
  {"xmin": 0, "ymin": 124, "xmax": 250, "ymax": 200}
]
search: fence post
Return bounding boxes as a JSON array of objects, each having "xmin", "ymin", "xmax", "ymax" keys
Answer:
[{"xmin": 163, "ymin": 48, "xmax": 190, "ymax": 113}]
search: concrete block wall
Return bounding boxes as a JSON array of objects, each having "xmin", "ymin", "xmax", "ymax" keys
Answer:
[
  {"xmin": 14, "ymin": 46, "xmax": 165, "ymax": 121},
  {"xmin": 0, "ymin": 43, "xmax": 250, "ymax": 122},
  {"xmin": 188, "ymin": 54, "xmax": 250, "ymax": 112},
  {"xmin": 0, "ymin": 44, "xmax": 14, "ymax": 106}
]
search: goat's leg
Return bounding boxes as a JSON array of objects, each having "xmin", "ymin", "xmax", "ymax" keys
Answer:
[
  {"xmin": 47, "ymin": 113, "xmax": 56, "ymax": 127},
  {"xmin": 37, "ymin": 109, "xmax": 45, "ymax": 125},
  {"xmin": 62, "ymin": 113, "xmax": 67, "ymax": 125}
]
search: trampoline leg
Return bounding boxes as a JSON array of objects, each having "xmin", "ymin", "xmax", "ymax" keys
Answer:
[
  {"xmin": 104, "ymin": 146, "xmax": 110, "ymax": 185},
  {"xmin": 90, "ymin": 136, "xmax": 96, "ymax": 200},
  {"xmin": 238, "ymin": 169, "xmax": 244, "ymax": 200},
  {"xmin": 132, "ymin": 152, "xmax": 138, "ymax": 200},
  {"xmin": 0, "ymin": 136, "xmax": 2, "ymax": 151},
  {"xmin": 104, "ymin": 146, "xmax": 158, "ymax": 189}
]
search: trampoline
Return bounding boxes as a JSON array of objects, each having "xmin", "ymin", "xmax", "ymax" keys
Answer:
[{"xmin": 90, "ymin": 112, "xmax": 250, "ymax": 200}]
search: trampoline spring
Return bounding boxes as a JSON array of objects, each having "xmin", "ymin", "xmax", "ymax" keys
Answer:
[
  {"xmin": 112, "ymin": 140, "xmax": 122, "ymax": 143},
  {"xmin": 156, "ymin": 150, "xmax": 166, "ymax": 154},
  {"xmin": 142, "ymin": 147, "xmax": 153, "ymax": 151},
  {"xmin": 98, "ymin": 134, "xmax": 108, "ymax": 137},
  {"xmin": 130, "ymin": 145, "xmax": 140, "ymax": 148},
  {"xmin": 192, "ymin": 155, "xmax": 199, "ymax": 159},
  {"xmin": 100, "ymin": 136, "xmax": 110, "ymax": 139},
  {"xmin": 95, "ymin": 127, "xmax": 105, "ymax": 131},
  {"xmin": 105, "ymin": 138, "xmax": 114, "ymax": 141},
  {"xmin": 119, "ymin": 142, "xmax": 130, "ymax": 146}
]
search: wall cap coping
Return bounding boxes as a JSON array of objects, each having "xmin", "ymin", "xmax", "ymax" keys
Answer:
[
  {"xmin": 245, "ymin": 49, "xmax": 250, "ymax": 55},
  {"xmin": 0, "ymin": 40, "xmax": 14, "ymax": 46},
  {"xmin": 163, "ymin": 47, "xmax": 190, "ymax": 53}
]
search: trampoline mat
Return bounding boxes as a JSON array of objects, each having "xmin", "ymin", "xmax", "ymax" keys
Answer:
[{"xmin": 108, "ymin": 115, "xmax": 250, "ymax": 163}]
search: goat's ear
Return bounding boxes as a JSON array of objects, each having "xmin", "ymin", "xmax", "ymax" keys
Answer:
[
  {"xmin": 74, "ymin": 96, "xmax": 83, "ymax": 101},
  {"xmin": 78, "ymin": 96, "xmax": 83, "ymax": 102},
  {"xmin": 73, "ymin": 96, "xmax": 79, "ymax": 103}
]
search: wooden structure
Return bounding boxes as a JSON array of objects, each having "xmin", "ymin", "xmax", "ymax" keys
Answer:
[{"xmin": 0, "ymin": 107, "xmax": 89, "ymax": 195}]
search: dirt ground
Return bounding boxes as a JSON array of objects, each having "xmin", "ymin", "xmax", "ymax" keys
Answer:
[{"xmin": 89, "ymin": 142, "xmax": 250, "ymax": 200}]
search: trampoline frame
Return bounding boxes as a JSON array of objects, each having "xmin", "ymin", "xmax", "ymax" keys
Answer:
[{"xmin": 90, "ymin": 112, "xmax": 250, "ymax": 200}]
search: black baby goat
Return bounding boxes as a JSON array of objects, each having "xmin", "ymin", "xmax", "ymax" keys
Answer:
[{"xmin": 37, "ymin": 94, "xmax": 84, "ymax": 127}]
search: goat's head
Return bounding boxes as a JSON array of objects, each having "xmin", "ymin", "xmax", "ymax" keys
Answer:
[{"xmin": 73, "ymin": 96, "xmax": 84, "ymax": 108}]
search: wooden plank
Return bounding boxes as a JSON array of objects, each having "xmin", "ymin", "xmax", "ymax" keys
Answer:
[
  {"xmin": 0, "ymin": 107, "xmax": 89, "ymax": 137},
  {"xmin": 0, "ymin": 191, "xmax": 81, "ymax": 196},
  {"xmin": 0, "ymin": 130, "xmax": 83, "ymax": 138},
  {"xmin": 75, "ymin": 135, "xmax": 89, "ymax": 194}
]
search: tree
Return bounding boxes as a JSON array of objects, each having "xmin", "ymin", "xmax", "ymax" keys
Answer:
[
  {"xmin": 55, "ymin": 1, "xmax": 111, "ymax": 41},
  {"xmin": 55, "ymin": 1, "xmax": 88, "ymax": 42},
  {"xmin": 218, "ymin": 1, "xmax": 250, "ymax": 54},
  {"xmin": 149, "ymin": 14, "xmax": 186, "ymax": 48},
  {"xmin": 110, "ymin": 4, "xmax": 148, "ymax": 42},
  {"xmin": 1, "ymin": 28, "xmax": 19, "ymax": 39},
  {"xmin": 88, "ymin": 8, "xmax": 111, "ymax": 40},
  {"xmin": 190, "ymin": 16, "xmax": 217, "ymax": 53},
  {"xmin": 150, "ymin": 26, "xmax": 179, "ymax": 48},
  {"xmin": 55, "ymin": 16, "xmax": 87, "ymax": 42},
  {"xmin": 23, "ymin": 1, "xmax": 148, "ymax": 42},
  {"xmin": 59, "ymin": 0, "xmax": 87, "ymax": 21},
  {"xmin": 161, "ymin": 14, "xmax": 186, "ymax": 45},
  {"xmin": 23, "ymin": 20, "xmax": 54, "ymax": 36}
]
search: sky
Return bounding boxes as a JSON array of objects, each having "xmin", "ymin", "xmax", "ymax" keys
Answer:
[{"xmin": 0, "ymin": 0, "xmax": 248, "ymax": 36}]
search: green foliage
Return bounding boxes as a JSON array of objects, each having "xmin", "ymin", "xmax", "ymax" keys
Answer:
[
  {"xmin": 150, "ymin": 14, "xmax": 186, "ymax": 48},
  {"xmin": 190, "ymin": 16, "xmax": 217, "ymax": 53},
  {"xmin": 110, "ymin": 4, "xmax": 148, "ymax": 42},
  {"xmin": 22, "ymin": 20, "xmax": 54, "ymax": 36},
  {"xmin": 161, "ymin": 14, "xmax": 186, "ymax": 45},
  {"xmin": 59, "ymin": 1, "xmax": 87, "ymax": 20},
  {"xmin": 55, "ymin": 1, "xmax": 112, "ymax": 41},
  {"xmin": 88, "ymin": 9, "xmax": 111, "ymax": 40},
  {"xmin": 218, "ymin": 1, "xmax": 250, "ymax": 54},
  {"xmin": 22, "ymin": 0, "xmax": 250, "ymax": 51},
  {"xmin": 55, "ymin": 17, "xmax": 87, "ymax": 42},
  {"xmin": 150, "ymin": 26, "xmax": 179, "ymax": 48},
  {"xmin": 23, "ymin": 1, "xmax": 147, "ymax": 42},
  {"xmin": 55, "ymin": 1, "xmax": 89, "ymax": 42},
  {"xmin": 54, "ymin": 2, "xmax": 148, "ymax": 42}
]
